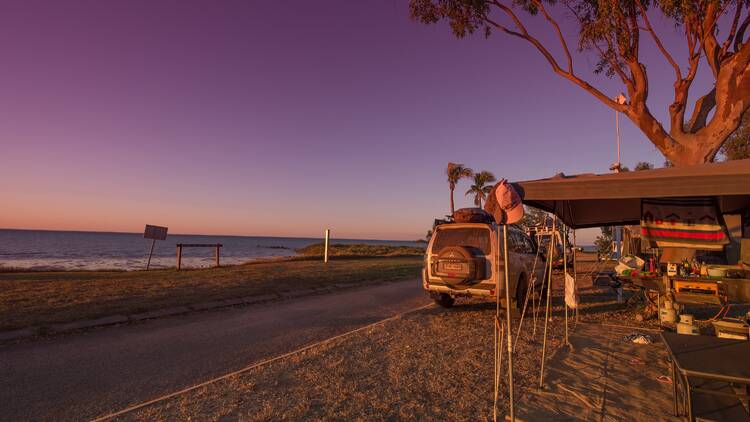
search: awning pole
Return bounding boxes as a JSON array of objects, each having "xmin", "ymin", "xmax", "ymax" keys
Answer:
[
  {"xmin": 573, "ymin": 229, "xmax": 579, "ymax": 323},
  {"xmin": 539, "ymin": 217, "xmax": 555, "ymax": 389},
  {"xmin": 503, "ymin": 224, "xmax": 515, "ymax": 421},
  {"xmin": 493, "ymin": 226, "xmax": 501, "ymax": 422},
  {"xmin": 563, "ymin": 225, "xmax": 569, "ymax": 346}
]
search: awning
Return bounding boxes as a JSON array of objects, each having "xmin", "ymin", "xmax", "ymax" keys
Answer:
[{"xmin": 511, "ymin": 159, "xmax": 750, "ymax": 229}]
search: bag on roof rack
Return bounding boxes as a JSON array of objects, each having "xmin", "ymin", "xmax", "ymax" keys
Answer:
[{"xmin": 453, "ymin": 208, "xmax": 495, "ymax": 224}]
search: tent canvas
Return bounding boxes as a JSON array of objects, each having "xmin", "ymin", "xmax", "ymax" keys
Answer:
[{"xmin": 511, "ymin": 159, "xmax": 750, "ymax": 229}]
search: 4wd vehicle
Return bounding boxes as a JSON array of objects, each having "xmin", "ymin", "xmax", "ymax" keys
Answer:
[{"xmin": 422, "ymin": 208, "xmax": 546, "ymax": 308}]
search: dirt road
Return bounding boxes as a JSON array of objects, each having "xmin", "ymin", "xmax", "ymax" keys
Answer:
[{"xmin": 0, "ymin": 279, "xmax": 428, "ymax": 422}]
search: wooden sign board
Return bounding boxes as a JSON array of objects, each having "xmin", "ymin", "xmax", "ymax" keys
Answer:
[{"xmin": 144, "ymin": 225, "xmax": 168, "ymax": 240}]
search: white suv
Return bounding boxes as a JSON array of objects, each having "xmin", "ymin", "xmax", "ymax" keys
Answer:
[{"xmin": 423, "ymin": 218, "xmax": 545, "ymax": 308}]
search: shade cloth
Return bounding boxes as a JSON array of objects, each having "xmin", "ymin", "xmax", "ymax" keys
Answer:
[{"xmin": 512, "ymin": 159, "xmax": 750, "ymax": 229}]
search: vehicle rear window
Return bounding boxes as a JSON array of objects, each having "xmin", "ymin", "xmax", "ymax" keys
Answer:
[{"xmin": 431, "ymin": 227, "xmax": 491, "ymax": 255}]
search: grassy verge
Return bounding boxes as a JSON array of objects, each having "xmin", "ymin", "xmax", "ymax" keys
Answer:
[
  {"xmin": 0, "ymin": 256, "xmax": 422, "ymax": 331},
  {"xmin": 296, "ymin": 242, "xmax": 424, "ymax": 257}
]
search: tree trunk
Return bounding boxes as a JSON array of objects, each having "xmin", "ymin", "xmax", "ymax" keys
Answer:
[
  {"xmin": 450, "ymin": 188, "xmax": 455, "ymax": 215},
  {"xmin": 624, "ymin": 40, "xmax": 750, "ymax": 167}
]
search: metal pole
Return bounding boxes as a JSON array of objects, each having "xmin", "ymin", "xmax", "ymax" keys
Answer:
[
  {"xmin": 176, "ymin": 244, "xmax": 182, "ymax": 271},
  {"xmin": 492, "ymin": 227, "xmax": 502, "ymax": 422},
  {"xmin": 616, "ymin": 108, "xmax": 621, "ymax": 166},
  {"xmin": 494, "ymin": 227, "xmax": 501, "ymax": 422},
  {"xmin": 573, "ymin": 229, "xmax": 579, "ymax": 323},
  {"xmin": 502, "ymin": 225, "xmax": 515, "ymax": 421},
  {"xmin": 539, "ymin": 218, "xmax": 555, "ymax": 389},
  {"xmin": 324, "ymin": 229, "xmax": 330, "ymax": 263},
  {"xmin": 146, "ymin": 238, "xmax": 156, "ymax": 270},
  {"xmin": 563, "ymin": 226, "xmax": 569, "ymax": 346}
]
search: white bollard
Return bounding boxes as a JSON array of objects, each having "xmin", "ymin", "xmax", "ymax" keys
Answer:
[{"xmin": 324, "ymin": 229, "xmax": 330, "ymax": 263}]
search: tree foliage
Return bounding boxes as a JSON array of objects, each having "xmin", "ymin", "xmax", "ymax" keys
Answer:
[
  {"xmin": 465, "ymin": 170, "xmax": 496, "ymax": 207},
  {"xmin": 722, "ymin": 110, "xmax": 750, "ymax": 159},
  {"xmin": 411, "ymin": 0, "xmax": 750, "ymax": 165},
  {"xmin": 634, "ymin": 161, "xmax": 654, "ymax": 170},
  {"xmin": 446, "ymin": 162, "xmax": 473, "ymax": 214},
  {"xmin": 594, "ymin": 226, "xmax": 613, "ymax": 257},
  {"xmin": 520, "ymin": 205, "xmax": 548, "ymax": 229}
]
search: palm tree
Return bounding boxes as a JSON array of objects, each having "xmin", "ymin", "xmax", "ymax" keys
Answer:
[
  {"xmin": 446, "ymin": 162, "xmax": 473, "ymax": 214},
  {"xmin": 465, "ymin": 171, "xmax": 496, "ymax": 208}
]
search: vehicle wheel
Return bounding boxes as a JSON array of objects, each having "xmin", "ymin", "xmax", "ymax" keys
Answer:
[{"xmin": 432, "ymin": 293, "xmax": 455, "ymax": 308}]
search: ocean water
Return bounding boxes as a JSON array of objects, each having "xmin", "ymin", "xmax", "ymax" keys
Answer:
[{"xmin": 0, "ymin": 229, "xmax": 423, "ymax": 271}]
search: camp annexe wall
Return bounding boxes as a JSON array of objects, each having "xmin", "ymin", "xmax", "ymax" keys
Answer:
[{"xmin": 511, "ymin": 159, "xmax": 750, "ymax": 229}]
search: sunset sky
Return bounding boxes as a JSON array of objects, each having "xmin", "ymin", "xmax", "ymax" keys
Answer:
[{"xmin": 0, "ymin": 1, "xmax": 714, "ymax": 242}]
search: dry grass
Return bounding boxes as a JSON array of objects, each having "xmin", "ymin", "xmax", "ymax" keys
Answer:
[
  {"xmin": 296, "ymin": 243, "xmax": 425, "ymax": 257},
  {"xmin": 0, "ymin": 256, "xmax": 421, "ymax": 331}
]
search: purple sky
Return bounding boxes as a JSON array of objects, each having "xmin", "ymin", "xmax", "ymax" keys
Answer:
[{"xmin": 0, "ymin": 1, "xmax": 714, "ymax": 242}]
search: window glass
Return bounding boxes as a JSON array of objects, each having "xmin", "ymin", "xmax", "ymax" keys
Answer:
[{"xmin": 431, "ymin": 227, "xmax": 491, "ymax": 255}]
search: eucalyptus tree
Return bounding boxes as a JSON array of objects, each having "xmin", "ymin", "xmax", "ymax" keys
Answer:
[{"xmin": 411, "ymin": 0, "xmax": 750, "ymax": 165}]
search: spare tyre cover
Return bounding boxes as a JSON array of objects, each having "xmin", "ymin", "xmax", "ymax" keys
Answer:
[{"xmin": 433, "ymin": 245, "xmax": 487, "ymax": 285}]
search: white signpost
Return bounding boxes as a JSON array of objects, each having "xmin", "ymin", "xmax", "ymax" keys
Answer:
[{"xmin": 144, "ymin": 224, "xmax": 168, "ymax": 270}]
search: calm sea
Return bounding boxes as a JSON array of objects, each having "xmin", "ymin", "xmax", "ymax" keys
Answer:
[{"xmin": 0, "ymin": 229, "xmax": 423, "ymax": 271}]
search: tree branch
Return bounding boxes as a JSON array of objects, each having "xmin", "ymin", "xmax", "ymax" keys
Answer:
[
  {"xmin": 719, "ymin": 1, "xmax": 743, "ymax": 60},
  {"xmin": 484, "ymin": 1, "xmax": 627, "ymax": 112},
  {"xmin": 563, "ymin": 2, "xmax": 634, "ymax": 92},
  {"xmin": 533, "ymin": 0, "xmax": 573, "ymax": 73},
  {"xmin": 686, "ymin": 89, "xmax": 716, "ymax": 133},
  {"xmin": 735, "ymin": 12, "xmax": 750, "ymax": 52},
  {"xmin": 635, "ymin": 0, "xmax": 681, "ymax": 80},
  {"xmin": 700, "ymin": 2, "xmax": 723, "ymax": 77}
]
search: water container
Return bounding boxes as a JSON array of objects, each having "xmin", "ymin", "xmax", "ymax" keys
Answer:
[
  {"xmin": 676, "ymin": 314, "xmax": 699, "ymax": 335},
  {"xmin": 660, "ymin": 308, "xmax": 677, "ymax": 323},
  {"xmin": 679, "ymin": 314, "xmax": 694, "ymax": 325},
  {"xmin": 659, "ymin": 300, "xmax": 677, "ymax": 323}
]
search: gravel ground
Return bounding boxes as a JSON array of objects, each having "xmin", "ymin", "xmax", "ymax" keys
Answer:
[
  {"xmin": 119, "ymin": 297, "xmax": 566, "ymax": 421},
  {"xmin": 114, "ymin": 263, "xmax": 731, "ymax": 421}
]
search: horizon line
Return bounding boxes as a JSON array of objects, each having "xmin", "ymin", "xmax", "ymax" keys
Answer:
[{"xmin": 0, "ymin": 227, "xmax": 422, "ymax": 243}]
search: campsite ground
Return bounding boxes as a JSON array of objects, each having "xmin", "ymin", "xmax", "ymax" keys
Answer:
[
  {"xmin": 117, "ymin": 264, "xmax": 682, "ymax": 421},
  {"xmin": 0, "ymin": 245, "xmax": 423, "ymax": 332}
]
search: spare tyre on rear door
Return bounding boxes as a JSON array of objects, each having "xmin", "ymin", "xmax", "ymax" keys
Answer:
[{"xmin": 432, "ymin": 245, "xmax": 487, "ymax": 286}]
